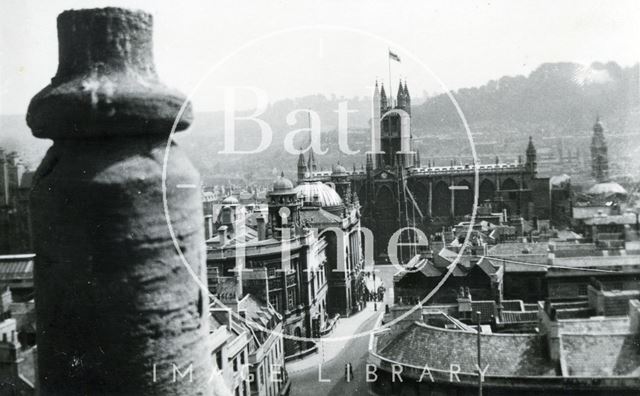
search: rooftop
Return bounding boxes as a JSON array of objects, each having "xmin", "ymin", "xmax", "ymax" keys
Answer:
[
  {"xmin": 378, "ymin": 322, "xmax": 556, "ymax": 376},
  {"xmin": 562, "ymin": 333, "xmax": 640, "ymax": 376},
  {"xmin": 295, "ymin": 181, "xmax": 343, "ymax": 209},
  {"xmin": 587, "ymin": 181, "xmax": 628, "ymax": 196}
]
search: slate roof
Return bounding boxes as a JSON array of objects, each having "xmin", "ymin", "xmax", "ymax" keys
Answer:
[
  {"xmin": 238, "ymin": 294, "xmax": 282, "ymax": 347},
  {"xmin": 378, "ymin": 322, "xmax": 556, "ymax": 376},
  {"xmin": 551, "ymin": 244, "xmax": 601, "ymax": 258},
  {"xmin": 583, "ymin": 213, "xmax": 636, "ymax": 226},
  {"xmin": 0, "ymin": 254, "xmax": 34, "ymax": 282},
  {"xmin": 561, "ymin": 334, "xmax": 640, "ymax": 377},
  {"xmin": 573, "ymin": 206, "xmax": 613, "ymax": 220},
  {"xmin": 397, "ymin": 255, "xmax": 500, "ymax": 283},
  {"xmin": 552, "ymin": 254, "xmax": 640, "ymax": 269},
  {"xmin": 238, "ymin": 294, "xmax": 280, "ymax": 332},
  {"xmin": 487, "ymin": 242, "xmax": 548, "ymax": 256},
  {"xmin": 299, "ymin": 207, "xmax": 342, "ymax": 226},
  {"xmin": 485, "ymin": 257, "xmax": 548, "ymax": 273},
  {"xmin": 501, "ymin": 310, "xmax": 538, "ymax": 323}
]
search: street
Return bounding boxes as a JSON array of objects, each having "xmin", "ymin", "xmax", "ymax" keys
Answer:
[{"xmin": 288, "ymin": 264, "xmax": 397, "ymax": 396}]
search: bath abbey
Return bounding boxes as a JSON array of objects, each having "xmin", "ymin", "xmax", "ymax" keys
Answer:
[{"xmin": 296, "ymin": 81, "xmax": 551, "ymax": 260}]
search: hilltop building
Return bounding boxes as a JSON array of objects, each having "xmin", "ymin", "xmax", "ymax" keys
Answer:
[{"xmin": 591, "ymin": 117, "xmax": 609, "ymax": 183}]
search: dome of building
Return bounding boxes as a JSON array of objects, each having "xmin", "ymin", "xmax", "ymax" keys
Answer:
[
  {"xmin": 221, "ymin": 195, "xmax": 239, "ymax": 205},
  {"xmin": 272, "ymin": 173, "xmax": 294, "ymax": 192},
  {"xmin": 332, "ymin": 164, "xmax": 347, "ymax": 175},
  {"xmin": 587, "ymin": 181, "xmax": 627, "ymax": 196},
  {"xmin": 295, "ymin": 181, "xmax": 343, "ymax": 208}
]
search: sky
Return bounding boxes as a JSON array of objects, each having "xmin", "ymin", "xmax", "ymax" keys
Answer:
[{"xmin": 1, "ymin": 0, "xmax": 639, "ymax": 114}]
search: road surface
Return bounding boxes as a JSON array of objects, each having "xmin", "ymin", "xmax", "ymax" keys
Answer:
[{"xmin": 289, "ymin": 265, "xmax": 397, "ymax": 396}]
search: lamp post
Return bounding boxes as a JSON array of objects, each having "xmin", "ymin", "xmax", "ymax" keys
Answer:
[{"xmin": 475, "ymin": 310, "xmax": 483, "ymax": 396}]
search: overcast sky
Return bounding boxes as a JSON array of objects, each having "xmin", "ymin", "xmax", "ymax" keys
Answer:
[{"xmin": 1, "ymin": 0, "xmax": 639, "ymax": 114}]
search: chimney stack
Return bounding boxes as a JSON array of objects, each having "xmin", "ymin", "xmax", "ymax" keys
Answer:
[
  {"xmin": 218, "ymin": 225, "xmax": 228, "ymax": 246},
  {"xmin": 257, "ymin": 215, "xmax": 266, "ymax": 241},
  {"xmin": 205, "ymin": 215, "xmax": 214, "ymax": 239},
  {"xmin": 27, "ymin": 8, "xmax": 212, "ymax": 395}
]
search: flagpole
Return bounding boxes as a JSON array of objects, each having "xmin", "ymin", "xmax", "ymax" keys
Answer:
[{"xmin": 388, "ymin": 48, "xmax": 393, "ymax": 107}]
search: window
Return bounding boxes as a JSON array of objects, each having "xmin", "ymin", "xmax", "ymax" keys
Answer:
[
  {"xmin": 215, "ymin": 351, "xmax": 223, "ymax": 370},
  {"xmin": 233, "ymin": 356, "xmax": 238, "ymax": 371},
  {"xmin": 288, "ymin": 291, "xmax": 294, "ymax": 309},
  {"xmin": 577, "ymin": 283, "xmax": 588, "ymax": 296},
  {"xmin": 241, "ymin": 351, "xmax": 245, "ymax": 365}
]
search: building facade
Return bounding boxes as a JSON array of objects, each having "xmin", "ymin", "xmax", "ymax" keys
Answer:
[
  {"xmin": 207, "ymin": 175, "xmax": 329, "ymax": 359},
  {"xmin": 296, "ymin": 173, "xmax": 366, "ymax": 317},
  {"xmin": 297, "ymin": 81, "xmax": 551, "ymax": 261}
]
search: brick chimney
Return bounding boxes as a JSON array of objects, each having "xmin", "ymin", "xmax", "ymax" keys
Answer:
[{"xmin": 27, "ymin": 8, "xmax": 212, "ymax": 395}]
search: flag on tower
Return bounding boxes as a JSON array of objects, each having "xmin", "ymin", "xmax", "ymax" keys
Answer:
[{"xmin": 388, "ymin": 50, "xmax": 401, "ymax": 62}]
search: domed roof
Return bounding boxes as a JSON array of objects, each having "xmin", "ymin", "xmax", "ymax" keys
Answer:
[
  {"xmin": 587, "ymin": 181, "xmax": 627, "ymax": 196},
  {"xmin": 295, "ymin": 182, "xmax": 343, "ymax": 208},
  {"xmin": 550, "ymin": 174, "xmax": 571, "ymax": 187},
  {"xmin": 332, "ymin": 164, "xmax": 347, "ymax": 175},
  {"xmin": 221, "ymin": 195, "xmax": 239, "ymax": 205},
  {"xmin": 272, "ymin": 173, "xmax": 294, "ymax": 192}
]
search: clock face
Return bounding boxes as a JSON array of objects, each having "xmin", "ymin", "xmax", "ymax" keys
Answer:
[
  {"xmin": 279, "ymin": 206, "xmax": 291, "ymax": 219},
  {"xmin": 380, "ymin": 172, "xmax": 388, "ymax": 179}
]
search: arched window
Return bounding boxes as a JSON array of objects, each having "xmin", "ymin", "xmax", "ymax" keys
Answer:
[
  {"xmin": 479, "ymin": 179, "xmax": 495, "ymax": 203},
  {"xmin": 432, "ymin": 181, "xmax": 451, "ymax": 217},
  {"xmin": 453, "ymin": 180, "xmax": 473, "ymax": 216}
]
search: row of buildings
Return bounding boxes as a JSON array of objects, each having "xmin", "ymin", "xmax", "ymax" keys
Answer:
[
  {"xmin": 369, "ymin": 206, "xmax": 640, "ymax": 394},
  {"xmin": 205, "ymin": 171, "xmax": 367, "ymax": 361},
  {"xmin": 370, "ymin": 291, "xmax": 640, "ymax": 395},
  {"xmin": 366, "ymin": 112, "xmax": 640, "ymax": 394}
]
